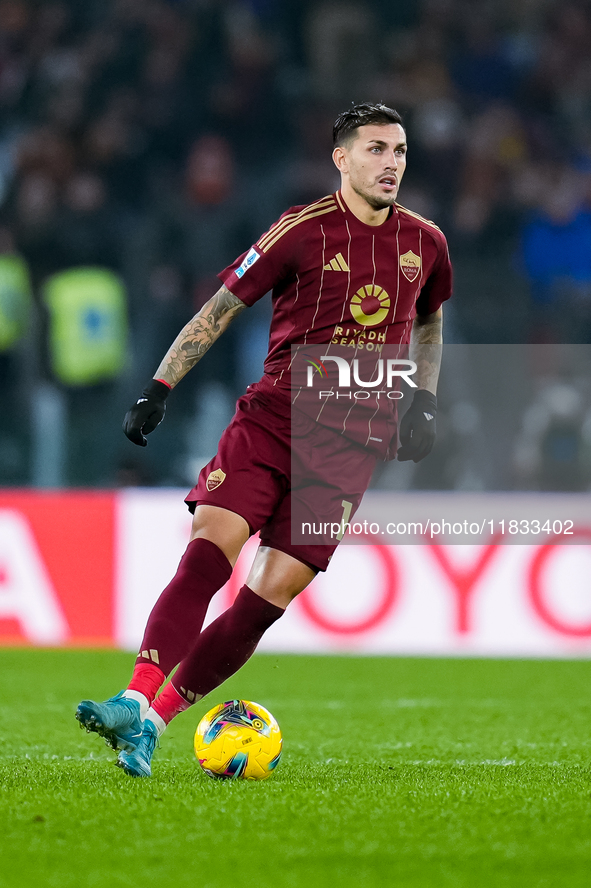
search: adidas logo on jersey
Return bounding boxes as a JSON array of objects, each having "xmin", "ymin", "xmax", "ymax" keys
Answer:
[{"xmin": 323, "ymin": 252, "xmax": 350, "ymax": 272}]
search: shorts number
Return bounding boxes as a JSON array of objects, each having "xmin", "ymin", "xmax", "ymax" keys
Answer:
[{"xmin": 337, "ymin": 500, "xmax": 353, "ymax": 541}]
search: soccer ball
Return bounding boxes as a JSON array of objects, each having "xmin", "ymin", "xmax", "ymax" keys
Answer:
[{"xmin": 194, "ymin": 699, "xmax": 282, "ymax": 780}]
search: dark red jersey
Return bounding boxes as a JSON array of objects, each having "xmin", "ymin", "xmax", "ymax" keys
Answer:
[{"xmin": 218, "ymin": 190, "xmax": 452, "ymax": 457}]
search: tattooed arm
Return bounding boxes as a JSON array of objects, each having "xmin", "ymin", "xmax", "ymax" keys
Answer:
[
  {"xmin": 154, "ymin": 285, "xmax": 246, "ymax": 388},
  {"xmin": 409, "ymin": 306, "xmax": 443, "ymax": 394},
  {"xmin": 123, "ymin": 285, "xmax": 246, "ymax": 446}
]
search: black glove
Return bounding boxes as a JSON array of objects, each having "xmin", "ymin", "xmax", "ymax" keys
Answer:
[
  {"xmin": 397, "ymin": 389, "xmax": 437, "ymax": 463},
  {"xmin": 123, "ymin": 379, "xmax": 171, "ymax": 447}
]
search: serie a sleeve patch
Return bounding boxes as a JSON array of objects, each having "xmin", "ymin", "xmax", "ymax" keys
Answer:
[{"xmin": 235, "ymin": 247, "xmax": 261, "ymax": 279}]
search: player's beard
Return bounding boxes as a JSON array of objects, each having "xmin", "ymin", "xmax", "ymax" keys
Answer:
[{"xmin": 351, "ymin": 178, "xmax": 398, "ymax": 211}]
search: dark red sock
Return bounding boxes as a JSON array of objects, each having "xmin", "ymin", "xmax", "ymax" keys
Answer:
[
  {"xmin": 136, "ymin": 537, "xmax": 232, "ymax": 678},
  {"xmin": 127, "ymin": 662, "xmax": 165, "ymax": 704},
  {"xmin": 160, "ymin": 585, "xmax": 284, "ymax": 712}
]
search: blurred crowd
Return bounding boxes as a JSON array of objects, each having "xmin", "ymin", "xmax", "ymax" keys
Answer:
[{"xmin": 1, "ymin": 0, "xmax": 591, "ymax": 487}]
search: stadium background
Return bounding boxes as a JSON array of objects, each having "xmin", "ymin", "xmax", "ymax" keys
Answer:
[
  {"xmin": 1, "ymin": 0, "xmax": 591, "ymax": 489},
  {"xmin": 1, "ymin": 5, "xmax": 591, "ymax": 888},
  {"xmin": 0, "ymin": 0, "xmax": 590, "ymax": 656}
]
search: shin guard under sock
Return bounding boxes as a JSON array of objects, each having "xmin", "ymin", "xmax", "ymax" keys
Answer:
[
  {"xmin": 154, "ymin": 585, "xmax": 284, "ymax": 718},
  {"xmin": 135, "ymin": 537, "xmax": 232, "ymax": 678}
]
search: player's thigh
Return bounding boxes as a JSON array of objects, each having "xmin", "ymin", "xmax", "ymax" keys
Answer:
[
  {"xmin": 190, "ymin": 504, "xmax": 250, "ymax": 567},
  {"xmin": 245, "ymin": 545, "xmax": 316, "ymax": 609}
]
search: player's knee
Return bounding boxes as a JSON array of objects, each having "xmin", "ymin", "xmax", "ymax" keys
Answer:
[{"xmin": 190, "ymin": 505, "xmax": 249, "ymax": 566}]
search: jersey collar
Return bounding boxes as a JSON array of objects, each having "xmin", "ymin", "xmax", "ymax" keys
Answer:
[{"xmin": 335, "ymin": 190, "xmax": 396, "ymax": 227}]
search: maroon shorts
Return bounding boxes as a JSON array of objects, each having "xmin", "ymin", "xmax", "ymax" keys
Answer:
[{"xmin": 185, "ymin": 387, "xmax": 377, "ymax": 571}]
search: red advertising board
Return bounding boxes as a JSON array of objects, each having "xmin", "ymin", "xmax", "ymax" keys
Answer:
[
  {"xmin": 0, "ymin": 491, "xmax": 116, "ymax": 645},
  {"xmin": 1, "ymin": 489, "xmax": 591, "ymax": 656}
]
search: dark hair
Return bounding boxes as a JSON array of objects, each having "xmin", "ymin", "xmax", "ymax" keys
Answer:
[{"xmin": 333, "ymin": 102, "xmax": 404, "ymax": 147}]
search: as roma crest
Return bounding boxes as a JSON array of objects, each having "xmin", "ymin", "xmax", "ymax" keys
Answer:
[
  {"xmin": 400, "ymin": 250, "xmax": 421, "ymax": 283},
  {"xmin": 206, "ymin": 468, "xmax": 226, "ymax": 491}
]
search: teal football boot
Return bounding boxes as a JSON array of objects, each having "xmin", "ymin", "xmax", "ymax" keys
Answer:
[
  {"xmin": 116, "ymin": 719, "xmax": 159, "ymax": 777},
  {"xmin": 76, "ymin": 691, "xmax": 143, "ymax": 752}
]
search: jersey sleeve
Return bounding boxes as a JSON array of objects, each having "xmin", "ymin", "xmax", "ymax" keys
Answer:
[
  {"xmin": 218, "ymin": 211, "xmax": 302, "ymax": 306},
  {"xmin": 415, "ymin": 232, "xmax": 453, "ymax": 316}
]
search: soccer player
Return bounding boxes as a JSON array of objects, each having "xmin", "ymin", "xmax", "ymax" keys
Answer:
[{"xmin": 76, "ymin": 103, "xmax": 452, "ymax": 776}]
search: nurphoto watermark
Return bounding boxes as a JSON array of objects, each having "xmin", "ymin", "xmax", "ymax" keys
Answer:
[{"xmin": 289, "ymin": 343, "xmax": 591, "ymax": 547}]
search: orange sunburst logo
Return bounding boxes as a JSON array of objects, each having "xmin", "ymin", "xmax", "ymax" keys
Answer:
[{"xmin": 349, "ymin": 284, "xmax": 390, "ymax": 327}]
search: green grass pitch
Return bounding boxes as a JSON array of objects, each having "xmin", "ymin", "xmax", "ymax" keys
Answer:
[{"xmin": 0, "ymin": 650, "xmax": 590, "ymax": 888}]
